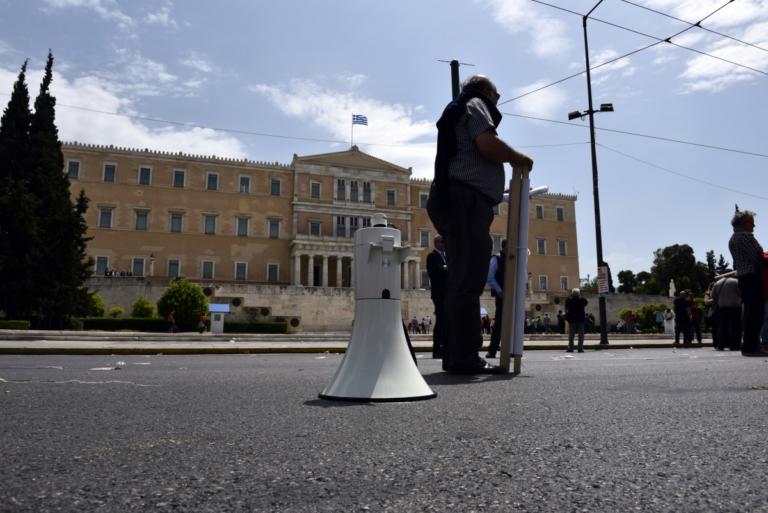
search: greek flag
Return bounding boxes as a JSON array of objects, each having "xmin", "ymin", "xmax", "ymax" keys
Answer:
[{"xmin": 352, "ymin": 114, "xmax": 368, "ymax": 126}]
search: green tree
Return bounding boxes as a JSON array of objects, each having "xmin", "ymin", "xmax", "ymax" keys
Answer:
[
  {"xmin": 157, "ymin": 278, "xmax": 208, "ymax": 331},
  {"xmin": 0, "ymin": 61, "xmax": 41, "ymax": 320},
  {"xmin": 634, "ymin": 271, "xmax": 658, "ymax": 295},
  {"xmin": 715, "ymin": 254, "xmax": 731, "ymax": 275},
  {"xmin": 108, "ymin": 307, "xmax": 124, "ymax": 318},
  {"xmin": 131, "ymin": 297, "xmax": 155, "ymax": 318},
  {"xmin": 649, "ymin": 244, "xmax": 709, "ymax": 295},
  {"xmin": 705, "ymin": 250, "xmax": 716, "ymax": 281},
  {"xmin": 27, "ymin": 52, "xmax": 93, "ymax": 328},
  {"xmin": 88, "ymin": 292, "xmax": 106, "ymax": 317},
  {"xmin": 617, "ymin": 270, "xmax": 636, "ymax": 293}
]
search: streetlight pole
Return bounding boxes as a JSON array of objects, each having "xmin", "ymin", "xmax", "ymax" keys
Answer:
[{"xmin": 582, "ymin": 0, "xmax": 610, "ymax": 345}]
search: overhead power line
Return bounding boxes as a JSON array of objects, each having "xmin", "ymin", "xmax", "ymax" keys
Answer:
[
  {"xmin": 621, "ymin": 0, "xmax": 768, "ymax": 54},
  {"xmin": 597, "ymin": 143, "xmax": 768, "ymax": 201},
  {"xmin": 503, "ymin": 0, "xmax": 765, "ymax": 105}
]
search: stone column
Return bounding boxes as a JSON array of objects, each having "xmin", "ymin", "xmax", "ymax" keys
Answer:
[
  {"xmin": 307, "ymin": 255, "xmax": 315, "ymax": 287},
  {"xmin": 293, "ymin": 254, "xmax": 302, "ymax": 286},
  {"xmin": 321, "ymin": 254, "xmax": 329, "ymax": 287},
  {"xmin": 402, "ymin": 261, "xmax": 411, "ymax": 290},
  {"xmin": 336, "ymin": 257, "xmax": 343, "ymax": 288},
  {"xmin": 414, "ymin": 260, "xmax": 421, "ymax": 289}
]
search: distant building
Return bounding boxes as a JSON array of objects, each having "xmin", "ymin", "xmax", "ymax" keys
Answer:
[{"xmin": 63, "ymin": 142, "xmax": 579, "ymax": 316}]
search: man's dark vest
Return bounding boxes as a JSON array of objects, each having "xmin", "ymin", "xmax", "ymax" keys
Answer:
[{"xmin": 492, "ymin": 252, "xmax": 506, "ymax": 298}]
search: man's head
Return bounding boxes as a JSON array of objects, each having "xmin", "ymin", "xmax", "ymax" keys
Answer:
[
  {"xmin": 461, "ymin": 75, "xmax": 500, "ymax": 105},
  {"xmin": 571, "ymin": 288, "xmax": 581, "ymax": 297},
  {"xmin": 731, "ymin": 209, "xmax": 756, "ymax": 232},
  {"xmin": 434, "ymin": 234, "xmax": 445, "ymax": 252}
]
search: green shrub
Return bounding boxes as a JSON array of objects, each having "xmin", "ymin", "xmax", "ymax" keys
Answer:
[
  {"xmin": 88, "ymin": 292, "xmax": 106, "ymax": 317},
  {"xmin": 108, "ymin": 306, "xmax": 125, "ymax": 318},
  {"xmin": 0, "ymin": 320, "xmax": 32, "ymax": 329},
  {"xmin": 157, "ymin": 278, "xmax": 208, "ymax": 331},
  {"xmin": 131, "ymin": 297, "xmax": 155, "ymax": 318},
  {"xmin": 81, "ymin": 318, "xmax": 169, "ymax": 332},
  {"xmin": 223, "ymin": 322, "xmax": 288, "ymax": 334}
]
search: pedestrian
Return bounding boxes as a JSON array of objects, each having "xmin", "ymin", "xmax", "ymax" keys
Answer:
[
  {"xmin": 663, "ymin": 308, "xmax": 675, "ymax": 334},
  {"xmin": 167, "ymin": 309, "xmax": 177, "ymax": 333},
  {"xmin": 565, "ymin": 288, "xmax": 588, "ymax": 353},
  {"xmin": 543, "ymin": 313, "xmax": 551, "ymax": 334},
  {"xmin": 711, "ymin": 272, "xmax": 741, "ymax": 351},
  {"xmin": 728, "ymin": 209, "xmax": 767, "ymax": 356},
  {"xmin": 557, "ymin": 310, "xmax": 565, "ymax": 334},
  {"xmin": 704, "ymin": 282, "xmax": 718, "ymax": 348},
  {"xmin": 427, "ymin": 74, "xmax": 533, "ymax": 374},
  {"xmin": 485, "ymin": 239, "xmax": 506, "ymax": 359},
  {"xmin": 673, "ymin": 290, "xmax": 692, "ymax": 347},
  {"xmin": 197, "ymin": 312, "xmax": 206, "ymax": 334},
  {"xmin": 689, "ymin": 293, "xmax": 703, "ymax": 344}
]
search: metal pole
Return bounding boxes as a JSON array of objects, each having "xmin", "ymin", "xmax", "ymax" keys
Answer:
[
  {"xmin": 582, "ymin": 9, "xmax": 609, "ymax": 345},
  {"xmin": 450, "ymin": 60, "xmax": 460, "ymax": 99}
]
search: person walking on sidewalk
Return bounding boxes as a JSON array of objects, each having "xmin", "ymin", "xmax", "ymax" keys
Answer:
[
  {"xmin": 565, "ymin": 288, "xmax": 588, "ymax": 353},
  {"xmin": 485, "ymin": 239, "xmax": 506, "ymax": 359}
]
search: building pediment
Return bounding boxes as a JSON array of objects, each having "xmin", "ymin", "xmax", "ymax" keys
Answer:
[{"xmin": 293, "ymin": 146, "xmax": 411, "ymax": 176}]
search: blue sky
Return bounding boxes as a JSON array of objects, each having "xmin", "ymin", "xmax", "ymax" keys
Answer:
[{"xmin": 1, "ymin": 0, "xmax": 767, "ymax": 281}]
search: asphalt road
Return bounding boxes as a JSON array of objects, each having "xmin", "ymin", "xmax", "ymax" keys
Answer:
[{"xmin": 1, "ymin": 348, "xmax": 767, "ymax": 512}]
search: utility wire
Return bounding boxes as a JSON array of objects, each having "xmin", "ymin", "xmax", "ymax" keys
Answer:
[
  {"xmin": 503, "ymin": 0, "xmax": 764, "ymax": 105},
  {"xmin": 597, "ymin": 143, "xmax": 768, "ymax": 201},
  {"xmin": 622, "ymin": 0, "xmax": 768, "ymax": 54},
  {"xmin": 503, "ymin": 112, "xmax": 768, "ymax": 159}
]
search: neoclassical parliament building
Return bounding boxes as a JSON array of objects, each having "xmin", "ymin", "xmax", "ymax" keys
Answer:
[{"xmin": 63, "ymin": 142, "xmax": 580, "ymax": 325}]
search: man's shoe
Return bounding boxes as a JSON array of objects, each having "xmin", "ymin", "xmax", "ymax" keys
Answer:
[
  {"xmin": 577, "ymin": 348, "xmax": 584, "ymax": 353},
  {"xmin": 742, "ymin": 349, "xmax": 768, "ymax": 357},
  {"xmin": 445, "ymin": 358, "xmax": 506, "ymax": 375},
  {"xmin": 566, "ymin": 348, "xmax": 574, "ymax": 353}
]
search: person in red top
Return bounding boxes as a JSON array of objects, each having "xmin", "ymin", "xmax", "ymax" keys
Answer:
[{"xmin": 688, "ymin": 293, "xmax": 703, "ymax": 344}]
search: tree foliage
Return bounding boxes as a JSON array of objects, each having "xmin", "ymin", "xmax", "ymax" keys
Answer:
[
  {"xmin": 131, "ymin": 297, "xmax": 155, "ymax": 318},
  {"xmin": 156, "ymin": 278, "xmax": 208, "ymax": 331},
  {"xmin": 617, "ymin": 270, "xmax": 636, "ymax": 293}
]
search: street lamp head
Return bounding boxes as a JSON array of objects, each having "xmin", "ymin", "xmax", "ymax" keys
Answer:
[
  {"xmin": 568, "ymin": 110, "xmax": 583, "ymax": 121},
  {"xmin": 599, "ymin": 103, "xmax": 614, "ymax": 112}
]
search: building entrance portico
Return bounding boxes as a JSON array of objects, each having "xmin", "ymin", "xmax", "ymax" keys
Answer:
[{"xmin": 291, "ymin": 240, "xmax": 354, "ymax": 288}]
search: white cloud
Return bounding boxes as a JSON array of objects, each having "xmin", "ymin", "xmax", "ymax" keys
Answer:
[
  {"xmin": 145, "ymin": 4, "xmax": 177, "ymax": 29},
  {"xmin": 250, "ymin": 77, "xmax": 437, "ymax": 176},
  {"xmin": 508, "ymin": 80, "xmax": 567, "ymax": 119},
  {"xmin": 478, "ymin": 0, "xmax": 569, "ymax": 57},
  {"xmin": 0, "ymin": 66, "xmax": 247, "ymax": 159},
  {"xmin": 43, "ymin": 0, "xmax": 133, "ymax": 29},
  {"xmin": 181, "ymin": 53, "xmax": 213, "ymax": 74}
]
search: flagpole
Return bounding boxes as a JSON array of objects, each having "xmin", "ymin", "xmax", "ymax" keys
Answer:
[{"xmin": 351, "ymin": 115, "xmax": 354, "ymax": 147}]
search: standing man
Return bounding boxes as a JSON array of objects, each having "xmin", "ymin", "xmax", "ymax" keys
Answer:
[
  {"xmin": 728, "ymin": 209, "xmax": 766, "ymax": 356},
  {"xmin": 673, "ymin": 290, "xmax": 692, "ymax": 347},
  {"xmin": 485, "ymin": 239, "xmax": 506, "ymax": 359},
  {"xmin": 428, "ymin": 75, "xmax": 533, "ymax": 374},
  {"xmin": 427, "ymin": 235, "xmax": 448, "ymax": 359},
  {"xmin": 711, "ymin": 272, "xmax": 742, "ymax": 351},
  {"xmin": 565, "ymin": 288, "xmax": 588, "ymax": 353}
]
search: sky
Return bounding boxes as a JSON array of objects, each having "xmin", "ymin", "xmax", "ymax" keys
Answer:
[{"xmin": 1, "ymin": 0, "xmax": 767, "ymax": 281}]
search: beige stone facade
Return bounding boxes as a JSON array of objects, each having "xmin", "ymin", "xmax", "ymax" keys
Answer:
[{"xmin": 64, "ymin": 142, "xmax": 579, "ymax": 326}]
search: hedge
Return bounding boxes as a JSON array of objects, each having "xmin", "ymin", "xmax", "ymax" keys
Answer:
[
  {"xmin": 0, "ymin": 320, "xmax": 32, "ymax": 330},
  {"xmin": 81, "ymin": 318, "xmax": 169, "ymax": 332},
  {"xmin": 223, "ymin": 322, "xmax": 288, "ymax": 334}
]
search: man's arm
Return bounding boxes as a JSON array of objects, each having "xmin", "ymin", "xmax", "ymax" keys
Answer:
[
  {"xmin": 487, "ymin": 256, "xmax": 502, "ymax": 297},
  {"xmin": 475, "ymin": 130, "xmax": 533, "ymax": 169}
]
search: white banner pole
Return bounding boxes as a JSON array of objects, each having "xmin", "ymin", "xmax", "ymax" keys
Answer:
[{"xmin": 499, "ymin": 168, "xmax": 523, "ymax": 372}]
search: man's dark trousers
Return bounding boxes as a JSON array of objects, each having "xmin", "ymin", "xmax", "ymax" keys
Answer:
[
  {"xmin": 487, "ymin": 296, "xmax": 503, "ymax": 356},
  {"xmin": 430, "ymin": 181, "xmax": 493, "ymax": 370},
  {"xmin": 738, "ymin": 273, "xmax": 765, "ymax": 352},
  {"xmin": 717, "ymin": 306, "xmax": 742, "ymax": 350},
  {"xmin": 432, "ymin": 299, "xmax": 446, "ymax": 358},
  {"xmin": 674, "ymin": 319, "xmax": 691, "ymax": 344}
]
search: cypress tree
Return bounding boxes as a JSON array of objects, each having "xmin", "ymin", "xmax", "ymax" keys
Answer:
[
  {"xmin": 0, "ymin": 61, "xmax": 41, "ymax": 320},
  {"xmin": 28, "ymin": 52, "xmax": 92, "ymax": 328}
]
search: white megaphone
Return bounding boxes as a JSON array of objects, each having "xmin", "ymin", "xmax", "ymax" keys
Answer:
[{"xmin": 319, "ymin": 213, "xmax": 436, "ymax": 402}]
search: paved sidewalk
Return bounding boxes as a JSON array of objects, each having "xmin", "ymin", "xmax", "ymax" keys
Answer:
[{"xmin": 0, "ymin": 329, "xmax": 710, "ymax": 355}]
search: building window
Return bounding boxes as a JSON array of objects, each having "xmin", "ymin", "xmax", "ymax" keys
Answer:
[
  {"xmin": 170, "ymin": 213, "xmax": 183, "ymax": 233},
  {"xmin": 558, "ymin": 240, "xmax": 567, "ymax": 256},
  {"xmin": 95, "ymin": 256, "xmax": 108, "ymax": 275},
  {"xmin": 492, "ymin": 236, "xmax": 502, "ymax": 254},
  {"xmin": 336, "ymin": 216, "xmax": 346, "ymax": 237},
  {"xmin": 135, "ymin": 210, "xmax": 149, "ymax": 231},
  {"xmin": 203, "ymin": 214, "xmax": 216, "ymax": 235},
  {"xmin": 386, "ymin": 190, "xmax": 396, "ymax": 206},
  {"xmin": 239, "ymin": 176, "xmax": 251, "ymax": 193},
  {"xmin": 98, "ymin": 208, "xmax": 113, "ymax": 229},
  {"xmin": 270, "ymin": 178, "xmax": 281, "ymax": 196},
  {"xmin": 560, "ymin": 276, "xmax": 569, "ymax": 291},
  {"xmin": 535, "ymin": 204, "xmax": 544, "ymax": 220},
  {"xmin": 234, "ymin": 262, "xmax": 247, "ymax": 281},
  {"xmin": 67, "ymin": 160, "xmax": 80, "ymax": 180},
  {"xmin": 202, "ymin": 261, "xmax": 215, "ymax": 280},
  {"xmin": 132, "ymin": 257, "xmax": 145, "ymax": 277},
  {"xmin": 349, "ymin": 217, "xmax": 359, "ymax": 237},
  {"xmin": 350, "ymin": 181, "xmax": 359, "ymax": 202},
  {"xmin": 268, "ymin": 219, "xmax": 280, "ymax": 239},
  {"xmin": 492, "ymin": 204, "xmax": 500, "ymax": 215},
  {"xmin": 363, "ymin": 182, "xmax": 372, "ymax": 203},
  {"xmin": 267, "ymin": 263, "xmax": 279, "ymax": 283},
  {"xmin": 168, "ymin": 259, "xmax": 180, "ymax": 278},
  {"xmin": 420, "ymin": 230, "xmax": 430, "ymax": 248},
  {"xmin": 336, "ymin": 179, "xmax": 346, "ymax": 201},
  {"xmin": 103, "ymin": 162, "xmax": 116, "ymax": 183},
  {"xmin": 173, "ymin": 169, "xmax": 186, "ymax": 188},
  {"xmin": 556, "ymin": 206, "xmax": 565, "ymax": 222},
  {"xmin": 539, "ymin": 275, "xmax": 548, "ymax": 290},
  {"xmin": 419, "ymin": 192, "xmax": 428, "ymax": 209},
  {"xmin": 309, "ymin": 221, "xmax": 321, "ymax": 237},
  {"xmin": 206, "ymin": 172, "xmax": 219, "ymax": 191},
  {"xmin": 537, "ymin": 238, "xmax": 546, "ymax": 255},
  {"xmin": 236, "ymin": 217, "xmax": 249, "ymax": 237},
  {"xmin": 138, "ymin": 166, "xmax": 151, "ymax": 185},
  {"xmin": 362, "ymin": 217, "xmax": 371, "ymax": 228},
  {"xmin": 310, "ymin": 181, "xmax": 321, "ymax": 199}
]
